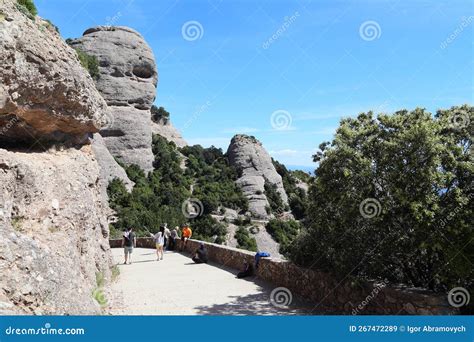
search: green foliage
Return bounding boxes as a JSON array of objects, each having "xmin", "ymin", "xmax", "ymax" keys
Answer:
[
  {"xmin": 108, "ymin": 135, "xmax": 229, "ymax": 242},
  {"xmin": 43, "ymin": 19, "xmax": 59, "ymax": 33},
  {"xmin": 264, "ymin": 181, "xmax": 287, "ymax": 215},
  {"xmin": 292, "ymin": 170, "xmax": 312, "ymax": 183},
  {"xmin": 192, "ymin": 215, "xmax": 227, "ymax": 244},
  {"xmin": 151, "ymin": 105, "xmax": 170, "ymax": 123},
  {"xmin": 290, "ymin": 105, "xmax": 473, "ymax": 292},
  {"xmin": 235, "ymin": 227, "xmax": 258, "ymax": 252},
  {"xmin": 16, "ymin": 0, "xmax": 37, "ymax": 18},
  {"xmin": 75, "ymin": 48, "xmax": 100, "ymax": 80},
  {"xmin": 273, "ymin": 159, "xmax": 309, "ymax": 220},
  {"xmin": 92, "ymin": 272, "xmax": 107, "ymax": 307},
  {"xmin": 111, "ymin": 265, "xmax": 120, "ymax": 282},
  {"xmin": 181, "ymin": 144, "xmax": 248, "ymax": 213},
  {"xmin": 266, "ymin": 219, "xmax": 301, "ymax": 255}
]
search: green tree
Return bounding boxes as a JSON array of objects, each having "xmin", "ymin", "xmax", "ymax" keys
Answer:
[
  {"xmin": 75, "ymin": 48, "xmax": 100, "ymax": 80},
  {"xmin": 266, "ymin": 219, "xmax": 301, "ymax": 255},
  {"xmin": 290, "ymin": 105, "xmax": 473, "ymax": 292},
  {"xmin": 17, "ymin": 0, "xmax": 37, "ymax": 17}
]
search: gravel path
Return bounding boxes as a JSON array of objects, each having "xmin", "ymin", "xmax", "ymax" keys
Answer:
[{"xmin": 110, "ymin": 248, "xmax": 312, "ymax": 315}]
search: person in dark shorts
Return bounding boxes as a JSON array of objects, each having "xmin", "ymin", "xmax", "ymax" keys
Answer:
[
  {"xmin": 192, "ymin": 243, "xmax": 208, "ymax": 264},
  {"xmin": 122, "ymin": 227, "xmax": 136, "ymax": 264}
]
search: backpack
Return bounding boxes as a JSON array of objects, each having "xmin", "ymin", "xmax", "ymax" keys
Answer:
[{"xmin": 124, "ymin": 231, "xmax": 133, "ymax": 247}]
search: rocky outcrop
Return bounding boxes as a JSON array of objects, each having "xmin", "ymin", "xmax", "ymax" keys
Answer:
[
  {"xmin": 0, "ymin": 1, "xmax": 113, "ymax": 314},
  {"xmin": 0, "ymin": 147, "xmax": 112, "ymax": 314},
  {"xmin": 227, "ymin": 135, "xmax": 288, "ymax": 219},
  {"xmin": 0, "ymin": 0, "xmax": 106, "ymax": 146},
  {"xmin": 71, "ymin": 26, "xmax": 157, "ymax": 172},
  {"xmin": 91, "ymin": 133, "xmax": 134, "ymax": 196},
  {"xmin": 151, "ymin": 117, "xmax": 187, "ymax": 148}
]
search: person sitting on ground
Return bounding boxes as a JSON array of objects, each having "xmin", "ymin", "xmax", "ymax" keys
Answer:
[
  {"xmin": 180, "ymin": 224, "xmax": 192, "ymax": 251},
  {"xmin": 192, "ymin": 243, "xmax": 208, "ymax": 264},
  {"xmin": 237, "ymin": 260, "xmax": 254, "ymax": 279},
  {"xmin": 168, "ymin": 226, "xmax": 179, "ymax": 251},
  {"xmin": 150, "ymin": 225, "xmax": 165, "ymax": 261},
  {"xmin": 122, "ymin": 227, "xmax": 136, "ymax": 265}
]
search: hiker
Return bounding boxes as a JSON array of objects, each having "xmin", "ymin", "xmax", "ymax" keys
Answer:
[
  {"xmin": 168, "ymin": 226, "xmax": 179, "ymax": 251},
  {"xmin": 180, "ymin": 224, "xmax": 192, "ymax": 251},
  {"xmin": 150, "ymin": 225, "xmax": 165, "ymax": 261},
  {"xmin": 122, "ymin": 227, "xmax": 136, "ymax": 265},
  {"xmin": 237, "ymin": 261, "xmax": 254, "ymax": 279},
  {"xmin": 163, "ymin": 224, "xmax": 171, "ymax": 250},
  {"xmin": 192, "ymin": 243, "xmax": 208, "ymax": 264}
]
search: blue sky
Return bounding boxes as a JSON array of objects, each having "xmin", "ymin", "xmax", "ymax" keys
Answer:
[{"xmin": 36, "ymin": 0, "xmax": 473, "ymax": 168}]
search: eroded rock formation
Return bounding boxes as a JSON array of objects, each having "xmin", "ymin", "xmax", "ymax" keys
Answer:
[
  {"xmin": 0, "ymin": 0, "xmax": 113, "ymax": 314},
  {"xmin": 71, "ymin": 26, "xmax": 157, "ymax": 172},
  {"xmin": 227, "ymin": 134, "xmax": 288, "ymax": 219},
  {"xmin": 151, "ymin": 116, "xmax": 187, "ymax": 148},
  {"xmin": 0, "ymin": 0, "xmax": 106, "ymax": 146}
]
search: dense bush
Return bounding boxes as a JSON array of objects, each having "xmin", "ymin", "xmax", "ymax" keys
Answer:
[
  {"xmin": 264, "ymin": 181, "xmax": 287, "ymax": 215},
  {"xmin": 75, "ymin": 48, "xmax": 100, "ymax": 80},
  {"xmin": 108, "ymin": 135, "xmax": 229, "ymax": 242},
  {"xmin": 181, "ymin": 145, "xmax": 248, "ymax": 212},
  {"xmin": 235, "ymin": 227, "xmax": 258, "ymax": 252},
  {"xmin": 151, "ymin": 105, "xmax": 170, "ymax": 124},
  {"xmin": 273, "ymin": 160, "xmax": 309, "ymax": 220},
  {"xmin": 265, "ymin": 219, "xmax": 301, "ymax": 256},
  {"xmin": 17, "ymin": 0, "xmax": 37, "ymax": 18},
  {"xmin": 289, "ymin": 105, "xmax": 473, "ymax": 292}
]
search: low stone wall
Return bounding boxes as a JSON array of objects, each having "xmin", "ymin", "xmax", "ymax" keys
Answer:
[{"xmin": 109, "ymin": 237, "xmax": 457, "ymax": 315}]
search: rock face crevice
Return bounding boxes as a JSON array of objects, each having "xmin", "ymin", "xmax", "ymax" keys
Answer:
[
  {"xmin": 227, "ymin": 135, "xmax": 288, "ymax": 219},
  {"xmin": 71, "ymin": 26, "xmax": 158, "ymax": 172}
]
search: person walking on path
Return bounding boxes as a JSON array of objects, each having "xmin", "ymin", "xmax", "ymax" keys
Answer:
[
  {"xmin": 151, "ymin": 226, "xmax": 165, "ymax": 261},
  {"xmin": 192, "ymin": 243, "xmax": 208, "ymax": 264},
  {"xmin": 180, "ymin": 224, "xmax": 192, "ymax": 251},
  {"xmin": 122, "ymin": 227, "xmax": 136, "ymax": 265},
  {"xmin": 168, "ymin": 226, "xmax": 179, "ymax": 251}
]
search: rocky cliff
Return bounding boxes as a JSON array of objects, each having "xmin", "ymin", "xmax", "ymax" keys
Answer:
[
  {"xmin": 71, "ymin": 26, "xmax": 158, "ymax": 172},
  {"xmin": 227, "ymin": 135, "xmax": 289, "ymax": 219},
  {"xmin": 151, "ymin": 117, "xmax": 187, "ymax": 148},
  {"xmin": 0, "ymin": 0, "xmax": 113, "ymax": 314},
  {"xmin": 0, "ymin": 1, "xmax": 107, "ymax": 146}
]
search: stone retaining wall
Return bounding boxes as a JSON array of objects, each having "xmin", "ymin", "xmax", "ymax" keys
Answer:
[{"xmin": 109, "ymin": 237, "xmax": 457, "ymax": 315}]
